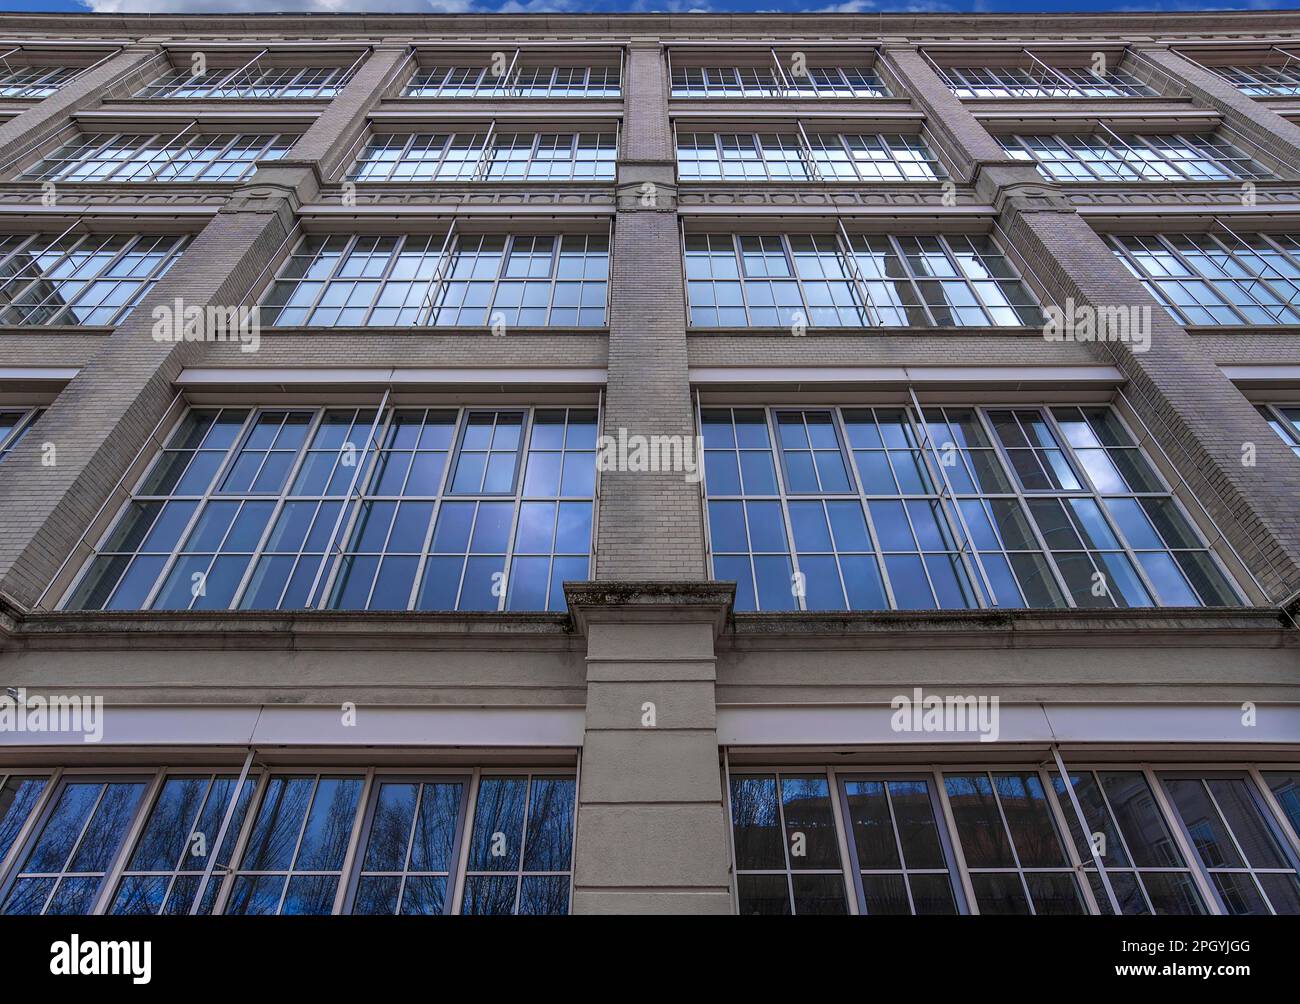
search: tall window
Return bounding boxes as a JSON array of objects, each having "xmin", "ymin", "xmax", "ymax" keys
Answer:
[
  {"xmin": 350, "ymin": 131, "xmax": 616, "ymax": 182},
  {"xmin": 1051, "ymin": 770, "xmax": 1206, "ymax": 915},
  {"xmin": 700, "ymin": 405, "xmax": 1240, "ymax": 612},
  {"xmin": 943, "ymin": 771, "xmax": 1088, "ymax": 914},
  {"xmin": 1257, "ymin": 404, "xmax": 1300, "ymax": 456},
  {"xmin": 108, "ymin": 774, "xmax": 257, "ymax": 915},
  {"xmin": 1001, "ymin": 133, "xmax": 1272, "ymax": 183},
  {"xmin": 0, "ymin": 232, "xmax": 188, "ymax": 326},
  {"xmin": 1212, "ymin": 64, "xmax": 1300, "ymax": 97},
  {"xmin": 671, "ymin": 65, "xmax": 886, "ymax": 98},
  {"xmin": 138, "ymin": 64, "xmax": 353, "ymax": 99},
  {"xmin": 729, "ymin": 773, "xmax": 849, "ymax": 915},
  {"xmin": 259, "ymin": 233, "xmax": 608, "ymax": 328},
  {"xmin": 0, "ymin": 776, "xmax": 148, "ymax": 915},
  {"xmin": 406, "ymin": 65, "xmax": 620, "ymax": 98},
  {"xmin": 0, "ymin": 768, "xmax": 576, "ymax": 915},
  {"xmin": 1157, "ymin": 773, "xmax": 1300, "ymax": 915},
  {"xmin": 939, "ymin": 66, "xmax": 1154, "ymax": 98},
  {"xmin": 685, "ymin": 233, "xmax": 1043, "ymax": 328},
  {"xmin": 1109, "ymin": 232, "xmax": 1300, "ymax": 325},
  {"xmin": 64, "ymin": 405, "xmax": 596, "ymax": 614},
  {"xmin": 726, "ymin": 765, "xmax": 1298, "ymax": 915},
  {"xmin": 0, "ymin": 408, "xmax": 43, "ymax": 461},
  {"xmin": 21, "ymin": 132, "xmax": 291, "ymax": 183},
  {"xmin": 677, "ymin": 132, "xmax": 943, "ymax": 182},
  {"xmin": 0, "ymin": 65, "xmax": 78, "ymax": 98}
]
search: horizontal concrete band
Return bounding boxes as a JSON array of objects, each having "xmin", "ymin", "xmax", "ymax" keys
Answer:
[
  {"xmin": 2, "ymin": 702, "xmax": 1291, "ymax": 749},
  {"xmin": 718, "ymin": 702, "xmax": 1300, "ymax": 746},
  {"xmin": 176, "ymin": 366, "xmax": 608, "ymax": 386},
  {"xmin": 0, "ymin": 704, "xmax": 587, "ymax": 747},
  {"xmin": 688, "ymin": 364, "xmax": 1125, "ymax": 385}
]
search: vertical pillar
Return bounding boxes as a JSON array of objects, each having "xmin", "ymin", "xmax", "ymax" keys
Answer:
[
  {"xmin": 596, "ymin": 39, "xmax": 705, "ymax": 580},
  {"xmin": 567, "ymin": 583, "xmax": 734, "ymax": 914}
]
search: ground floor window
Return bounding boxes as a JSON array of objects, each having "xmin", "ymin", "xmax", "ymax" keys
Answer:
[
  {"xmin": 0, "ymin": 766, "xmax": 575, "ymax": 916},
  {"xmin": 727, "ymin": 764, "xmax": 1300, "ymax": 915}
]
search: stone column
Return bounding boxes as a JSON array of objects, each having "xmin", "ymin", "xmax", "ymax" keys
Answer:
[{"xmin": 567, "ymin": 582, "xmax": 734, "ymax": 914}]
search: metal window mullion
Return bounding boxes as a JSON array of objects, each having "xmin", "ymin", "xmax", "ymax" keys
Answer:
[
  {"xmin": 493, "ymin": 408, "xmax": 533, "ymax": 612},
  {"xmin": 1196, "ymin": 776, "xmax": 1278, "ymax": 915},
  {"xmin": 975, "ymin": 407, "xmax": 1078, "ymax": 608},
  {"xmin": 1158, "ymin": 233, "xmax": 1264, "ymax": 326},
  {"xmin": 835, "ymin": 225, "xmax": 884, "ymax": 328},
  {"xmin": 981, "ymin": 771, "xmax": 1040, "ymax": 915},
  {"xmin": 1082, "ymin": 767, "xmax": 1158, "ymax": 914},
  {"xmin": 417, "ymin": 224, "xmax": 458, "ymax": 326},
  {"xmin": 330, "ymin": 769, "xmax": 374, "ymax": 915},
  {"xmin": 1, "ymin": 226, "xmax": 90, "ymax": 313},
  {"xmin": 312, "ymin": 396, "xmax": 393, "ymax": 609},
  {"xmin": 448, "ymin": 767, "xmax": 481, "ymax": 916},
  {"xmin": 93, "ymin": 767, "xmax": 167, "ymax": 916},
  {"xmin": 841, "ymin": 407, "xmax": 900, "ymax": 610},
  {"xmin": 932, "ymin": 768, "xmax": 979, "ymax": 914},
  {"xmin": 1215, "ymin": 224, "xmax": 1300, "ymax": 319},
  {"xmin": 886, "ymin": 233, "xmax": 937, "ymax": 327},
  {"xmin": 763, "ymin": 408, "xmax": 808, "ymax": 612},
  {"xmin": 1249, "ymin": 767, "xmax": 1300, "ymax": 858},
  {"xmin": 228, "ymin": 408, "xmax": 328, "ymax": 610},
  {"xmin": 51, "ymin": 777, "xmax": 112, "ymax": 914},
  {"xmin": 210, "ymin": 769, "xmax": 270, "ymax": 915},
  {"xmin": 1144, "ymin": 765, "xmax": 1222, "ymax": 915},
  {"xmin": 355, "ymin": 232, "xmax": 409, "ymax": 328},
  {"xmin": 272, "ymin": 773, "xmax": 324, "ymax": 915},
  {"xmin": 770, "ymin": 772, "xmax": 799, "ymax": 913},
  {"xmin": 794, "ymin": 120, "xmax": 823, "ymax": 183},
  {"xmin": 907, "ymin": 393, "xmax": 995, "ymax": 608},
  {"xmin": 1093, "ymin": 120, "xmax": 1155, "ymax": 181},
  {"xmin": 878, "ymin": 780, "xmax": 920, "ymax": 914},
  {"xmin": 1041, "ymin": 406, "xmax": 1165, "ymax": 606},
  {"xmin": 1047, "ymin": 751, "xmax": 1120, "ymax": 915},
  {"xmin": 472, "ymin": 119, "xmax": 497, "ymax": 182},
  {"xmin": 407, "ymin": 406, "xmax": 461, "ymax": 611},
  {"xmin": 138, "ymin": 407, "xmax": 260, "ymax": 612},
  {"xmin": 188, "ymin": 750, "xmax": 256, "ymax": 914}
]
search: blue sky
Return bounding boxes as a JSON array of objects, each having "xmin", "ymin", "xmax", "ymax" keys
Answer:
[{"xmin": 3, "ymin": 0, "xmax": 1299, "ymax": 14}]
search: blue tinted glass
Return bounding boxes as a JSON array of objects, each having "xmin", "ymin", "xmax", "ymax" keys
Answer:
[{"xmin": 469, "ymin": 778, "xmax": 526, "ymax": 870}]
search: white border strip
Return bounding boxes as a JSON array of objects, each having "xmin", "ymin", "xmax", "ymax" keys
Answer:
[
  {"xmin": 1221, "ymin": 365, "xmax": 1300, "ymax": 384},
  {"xmin": 0, "ymin": 704, "xmax": 586, "ymax": 748},
  {"xmin": 717, "ymin": 703, "xmax": 1300, "ymax": 746},
  {"xmin": 0, "ymin": 367, "xmax": 78, "ymax": 382}
]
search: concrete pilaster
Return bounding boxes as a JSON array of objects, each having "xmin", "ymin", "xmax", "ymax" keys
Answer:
[{"xmin": 567, "ymin": 582, "xmax": 734, "ymax": 914}]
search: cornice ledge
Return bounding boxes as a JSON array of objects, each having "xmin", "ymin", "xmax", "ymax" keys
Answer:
[
  {"xmin": 1, "ymin": 608, "xmax": 575, "ymax": 650},
  {"xmin": 565, "ymin": 579, "xmax": 735, "ymax": 636},
  {"xmin": 726, "ymin": 606, "xmax": 1295, "ymax": 649}
]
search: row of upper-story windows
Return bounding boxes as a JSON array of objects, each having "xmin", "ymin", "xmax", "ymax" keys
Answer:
[
  {"xmin": 15, "ymin": 123, "xmax": 1279, "ymax": 188},
  {"xmin": 700, "ymin": 404, "xmax": 1242, "ymax": 613},
  {"xmin": 0, "ymin": 767, "xmax": 575, "ymax": 916},
  {"xmin": 6, "ymin": 47, "xmax": 1300, "ymax": 104},
  {"xmin": 676, "ymin": 131, "xmax": 945, "ymax": 183},
  {"xmin": 728, "ymin": 766, "xmax": 1300, "ymax": 915},
  {"xmin": 2, "ymin": 228, "xmax": 1298, "ymax": 331},
  {"xmin": 38, "ymin": 400, "xmax": 1290, "ymax": 616},
  {"xmin": 684, "ymin": 233, "xmax": 1042, "ymax": 328}
]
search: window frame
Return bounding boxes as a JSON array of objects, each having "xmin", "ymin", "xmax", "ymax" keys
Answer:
[
  {"xmin": 0, "ymin": 230, "xmax": 190, "ymax": 327},
  {"xmin": 258, "ymin": 230, "xmax": 611, "ymax": 330},
  {"xmin": 20, "ymin": 129, "xmax": 294, "ymax": 184},
  {"xmin": 724, "ymin": 761, "xmax": 1300, "ymax": 915},
  {"xmin": 682, "ymin": 230, "xmax": 1044, "ymax": 330},
  {"xmin": 1108, "ymin": 231, "xmax": 1300, "ymax": 327},
  {"xmin": 697, "ymin": 401, "xmax": 1245, "ymax": 613},
  {"xmin": 62, "ymin": 403, "xmax": 599, "ymax": 615},
  {"xmin": 0, "ymin": 765, "xmax": 578, "ymax": 916}
]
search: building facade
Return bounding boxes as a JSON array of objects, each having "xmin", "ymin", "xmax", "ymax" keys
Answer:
[{"xmin": 0, "ymin": 10, "xmax": 1296, "ymax": 917}]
